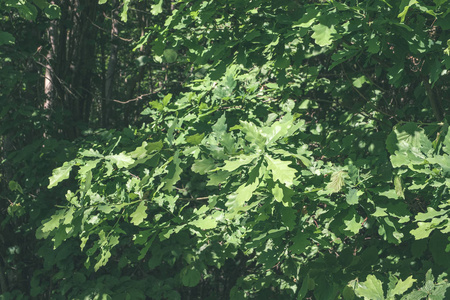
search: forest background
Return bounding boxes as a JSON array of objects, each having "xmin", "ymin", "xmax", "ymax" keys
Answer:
[{"xmin": 2, "ymin": 0, "xmax": 450, "ymax": 299}]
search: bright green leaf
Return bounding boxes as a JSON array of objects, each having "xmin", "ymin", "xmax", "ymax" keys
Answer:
[
  {"xmin": 390, "ymin": 275, "xmax": 416, "ymax": 296},
  {"xmin": 151, "ymin": 0, "xmax": 163, "ymax": 15},
  {"xmin": 130, "ymin": 201, "xmax": 148, "ymax": 226},
  {"xmin": 192, "ymin": 157, "xmax": 215, "ymax": 175},
  {"xmin": 106, "ymin": 152, "xmax": 135, "ymax": 168},
  {"xmin": 41, "ymin": 209, "xmax": 66, "ymax": 233},
  {"xmin": 311, "ymin": 24, "xmax": 337, "ymax": 47},
  {"xmin": 164, "ymin": 49, "xmax": 178, "ymax": 63},
  {"xmin": 163, "ymin": 151, "xmax": 182, "ymax": 191},
  {"xmin": 410, "ymin": 222, "xmax": 433, "ymax": 239},
  {"xmin": 355, "ymin": 275, "xmax": 384, "ymax": 300},
  {"xmin": 346, "ymin": 188, "xmax": 359, "ymax": 205},
  {"xmin": 327, "ymin": 171, "xmax": 347, "ymax": 193},
  {"xmin": 191, "ymin": 216, "xmax": 217, "ymax": 230},
  {"xmin": 48, "ymin": 161, "xmax": 75, "ymax": 189},
  {"xmin": 265, "ymin": 155, "xmax": 297, "ymax": 187},
  {"xmin": 394, "ymin": 176, "xmax": 405, "ymax": 199}
]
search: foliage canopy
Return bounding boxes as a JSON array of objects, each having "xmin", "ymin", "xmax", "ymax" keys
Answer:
[{"xmin": 2, "ymin": 0, "xmax": 450, "ymax": 299}]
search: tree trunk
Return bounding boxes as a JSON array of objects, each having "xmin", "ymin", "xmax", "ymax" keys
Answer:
[
  {"xmin": 104, "ymin": 0, "xmax": 119, "ymax": 128},
  {"xmin": 45, "ymin": 0, "xmax": 98, "ymax": 139}
]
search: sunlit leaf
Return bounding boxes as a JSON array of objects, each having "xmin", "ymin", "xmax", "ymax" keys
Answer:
[
  {"xmin": 311, "ymin": 24, "xmax": 337, "ymax": 46},
  {"xmin": 163, "ymin": 151, "xmax": 182, "ymax": 191},
  {"xmin": 48, "ymin": 161, "xmax": 75, "ymax": 189},
  {"xmin": 327, "ymin": 171, "xmax": 347, "ymax": 193},
  {"xmin": 130, "ymin": 201, "xmax": 148, "ymax": 226},
  {"xmin": 106, "ymin": 152, "xmax": 135, "ymax": 168},
  {"xmin": 265, "ymin": 155, "xmax": 296, "ymax": 187},
  {"xmin": 389, "ymin": 276, "xmax": 416, "ymax": 296},
  {"xmin": 355, "ymin": 275, "xmax": 384, "ymax": 300},
  {"xmin": 190, "ymin": 216, "xmax": 217, "ymax": 230}
]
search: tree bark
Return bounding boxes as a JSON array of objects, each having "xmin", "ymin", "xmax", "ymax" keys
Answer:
[
  {"xmin": 104, "ymin": 0, "xmax": 119, "ymax": 128},
  {"xmin": 45, "ymin": 0, "xmax": 99, "ymax": 138}
]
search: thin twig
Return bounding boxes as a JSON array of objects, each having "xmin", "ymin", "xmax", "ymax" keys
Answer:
[
  {"xmin": 179, "ymin": 197, "xmax": 209, "ymax": 201},
  {"xmin": 112, "ymin": 88, "xmax": 162, "ymax": 104},
  {"xmin": 88, "ymin": 17, "xmax": 133, "ymax": 42}
]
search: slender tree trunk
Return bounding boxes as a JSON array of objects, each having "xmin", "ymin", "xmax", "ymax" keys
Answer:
[
  {"xmin": 104, "ymin": 0, "xmax": 119, "ymax": 128},
  {"xmin": 0, "ymin": 253, "xmax": 7, "ymax": 294},
  {"xmin": 44, "ymin": 18, "xmax": 57, "ymax": 112},
  {"xmin": 46, "ymin": 0, "xmax": 99, "ymax": 138}
]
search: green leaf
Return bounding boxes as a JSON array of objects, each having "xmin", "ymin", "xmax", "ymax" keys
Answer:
[
  {"xmin": 8, "ymin": 180, "xmax": 23, "ymax": 194},
  {"xmin": 207, "ymin": 170, "xmax": 230, "ymax": 186},
  {"xmin": 221, "ymin": 154, "xmax": 258, "ymax": 172},
  {"xmin": 311, "ymin": 24, "xmax": 337, "ymax": 47},
  {"xmin": 297, "ymin": 274, "xmax": 310, "ymax": 300},
  {"xmin": 9, "ymin": 2, "xmax": 38, "ymax": 20},
  {"xmin": 394, "ymin": 176, "xmax": 405, "ymax": 199},
  {"xmin": 98, "ymin": 0, "xmax": 107, "ymax": 4},
  {"xmin": 389, "ymin": 275, "xmax": 416, "ymax": 296},
  {"xmin": 327, "ymin": 170, "xmax": 347, "ymax": 193},
  {"xmin": 0, "ymin": 31, "xmax": 15, "ymax": 45},
  {"xmin": 190, "ymin": 216, "xmax": 217, "ymax": 230},
  {"xmin": 130, "ymin": 201, "xmax": 147, "ymax": 226},
  {"xmin": 120, "ymin": 0, "xmax": 130, "ymax": 22},
  {"xmin": 162, "ymin": 93, "xmax": 172, "ymax": 106},
  {"xmin": 79, "ymin": 149, "xmax": 103, "ymax": 158},
  {"xmin": 163, "ymin": 151, "xmax": 182, "ymax": 191},
  {"xmin": 151, "ymin": 0, "xmax": 163, "ymax": 15},
  {"xmin": 78, "ymin": 159, "xmax": 100, "ymax": 175},
  {"xmin": 346, "ymin": 188, "xmax": 359, "ymax": 205},
  {"xmin": 398, "ymin": 0, "xmax": 418, "ymax": 23},
  {"xmin": 344, "ymin": 214, "xmax": 362, "ymax": 235},
  {"xmin": 192, "ymin": 157, "xmax": 215, "ymax": 175},
  {"xmin": 281, "ymin": 207, "xmax": 296, "ymax": 229},
  {"xmin": 272, "ymin": 182, "xmax": 293, "ymax": 206},
  {"xmin": 290, "ymin": 232, "xmax": 309, "ymax": 254},
  {"xmin": 353, "ymin": 76, "xmax": 369, "ymax": 88},
  {"xmin": 32, "ymin": 0, "xmax": 48, "ymax": 9},
  {"xmin": 240, "ymin": 121, "xmax": 266, "ymax": 148},
  {"xmin": 355, "ymin": 275, "xmax": 384, "ymax": 300},
  {"xmin": 212, "ymin": 113, "xmax": 228, "ymax": 137},
  {"xmin": 182, "ymin": 266, "xmax": 201, "ymax": 287},
  {"xmin": 367, "ymin": 37, "xmax": 380, "ymax": 54},
  {"xmin": 106, "ymin": 152, "xmax": 135, "ymax": 168},
  {"xmin": 372, "ymin": 207, "xmax": 388, "ymax": 217},
  {"xmin": 410, "ymin": 222, "xmax": 433, "ymax": 239},
  {"xmin": 48, "ymin": 161, "xmax": 74, "ymax": 189},
  {"xmin": 186, "ymin": 133, "xmax": 205, "ymax": 145},
  {"xmin": 227, "ymin": 180, "xmax": 259, "ymax": 209},
  {"xmin": 41, "ymin": 209, "xmax": 66, "ymax": 233},
  {"xmin": 44, "ymin": 4, "xmax": 61, "ymax": 19},
  {"xmin": 265, "ymin": 155, "xmax": 297, "ymax": 187},
  {"xmin": 343, "ymin": 285, "xmax": 356, "ymax": 300},
  {"xmin": 164, "ymin": 49, "xmax": 178, "ymax": 63},
  {"xmin": 415, "ymin": 207, "xmax": 447, "ymax": 221},
  {"xmin": 434, "ymin": 0, "xmax": 448, "ymax": 5}
]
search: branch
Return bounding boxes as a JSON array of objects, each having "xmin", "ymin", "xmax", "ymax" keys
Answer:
[
  {"xmin": 111, "ymin": 88, "xmax": 162, "ymax": 104},
  {"xmin": 89, "ymin": 17, "xmax": 133, "ymax": 42},
  {"xmin": 179, "ymin": 197, "xmax": 209, "ymax": 201}
]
